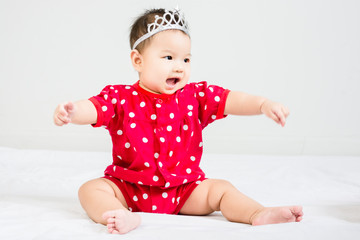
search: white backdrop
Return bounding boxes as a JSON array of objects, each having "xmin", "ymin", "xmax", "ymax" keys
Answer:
[{"xmin": 0, "ymin": 0, "xmax": 359, "ymax": 155}]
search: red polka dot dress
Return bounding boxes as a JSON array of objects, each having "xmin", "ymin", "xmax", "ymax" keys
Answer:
[{"xmin": 89, "ymin": 81, "xmax": 230, "ymax": 214}]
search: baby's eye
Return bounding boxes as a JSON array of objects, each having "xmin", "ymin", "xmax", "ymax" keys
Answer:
[
  {"xmin": 164, "ymin": 56, "xmax": 172, "ymax": 60},
  {"xmin": 184, "ymin": 58, "xmax": 190, "ymax": 63}
]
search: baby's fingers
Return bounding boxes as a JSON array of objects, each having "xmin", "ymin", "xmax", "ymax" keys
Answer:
[
  {"xmin": 267, "ymin": 111, "xmax": 282, "ymax": 126},
  {"xmin": 274, "ymin": 107, "xmax": 290, "ymax": 127},
  {"xmin": 53, "ymin": 103, "xmax": 72, "ymax": 126},
  {"xmin": 54, "ymin": 113, "xmax": 70, "ymax": 126},
  {"xmin": 275, "ymin": 111, "xmax": 286, "ymax": 127},
  {"xmin": 282, "ymin": 106, "xmax": 290, "ymax": 118}
]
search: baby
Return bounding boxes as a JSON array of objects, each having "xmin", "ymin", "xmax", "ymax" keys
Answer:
[{"xmin": 54, "ymin": 8, "xmax": 303, "ymax": 234}]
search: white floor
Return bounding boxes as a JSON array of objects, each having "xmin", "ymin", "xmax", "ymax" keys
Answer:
[{"xmin": 1, "ymin": 147, "xmax": 359, "ymax": 240}]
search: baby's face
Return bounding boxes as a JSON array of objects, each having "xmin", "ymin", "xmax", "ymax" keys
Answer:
[{"xmin": 137, "ymin": 30, "xmax": 191, "ymax": 95}]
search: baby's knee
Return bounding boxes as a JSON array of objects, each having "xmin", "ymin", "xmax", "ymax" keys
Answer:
[
  {"xmin": 78, "ymin": 178, "xmax": 107, "ymax": 199},
  {"xmin": 78, "ymin": 180, "xmax": 93, "ymax": 199},
  {"xmin": 206, "ymin": 179, "xmax": 235, "ymax": 209}
]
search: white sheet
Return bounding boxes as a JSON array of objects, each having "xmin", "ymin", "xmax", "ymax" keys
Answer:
[{"xmin": 1, "ymin": 147, "xmax": 359, "ymax": 240}]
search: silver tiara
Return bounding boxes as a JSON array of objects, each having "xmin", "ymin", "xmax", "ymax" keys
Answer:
[{"xmin": 132, "ymin": 8, "xmax": 190, "ymax": 50}]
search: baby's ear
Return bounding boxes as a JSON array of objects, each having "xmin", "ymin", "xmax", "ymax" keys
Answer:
[{"xmin": 130, "ymin": 50, "xmax": 143, "ymax": 72}]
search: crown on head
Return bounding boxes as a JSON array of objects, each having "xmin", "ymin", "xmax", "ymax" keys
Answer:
[{"xmin": 132, "ymin": 7, "xmax": 190, "ymax": 50}]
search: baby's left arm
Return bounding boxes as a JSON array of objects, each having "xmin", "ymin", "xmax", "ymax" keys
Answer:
[{"xmin": 224, "ymin": 91, "xmax": 290, "ymax": 127}]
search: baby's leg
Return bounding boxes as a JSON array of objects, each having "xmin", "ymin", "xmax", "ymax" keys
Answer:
[
  {"xmin": 78, "ymin": 178, "xmax": 141, "ymax": 234},
  {"xmin": 180, "ymin": 179, "xmax": 303, "ymax": 225}
]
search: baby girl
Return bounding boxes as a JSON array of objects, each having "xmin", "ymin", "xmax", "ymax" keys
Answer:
[{"xmin": 54, "ymin": 8, "xmax": 303, "ymax": 234}]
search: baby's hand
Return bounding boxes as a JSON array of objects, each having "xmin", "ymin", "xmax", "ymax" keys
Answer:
[
  {"xmin": 53, "ymin": 101, "xmax": 75, "ymax": 126},
  {"xmin": 260, "ymin": 100, "xmax": 290, "ymax": 127}
]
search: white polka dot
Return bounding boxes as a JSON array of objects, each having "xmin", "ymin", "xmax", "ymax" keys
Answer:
[
  {"xmin": 183, "ymin": 179, "xmax": 188, "ymax": 184},
  {"xmin": 196, "ymin": 181, "xmax": 201, "ymax": 184},
  {"xmin": 172, "ymin": 197, "xmax": 175, "ymax": 203},
  {"xmin": 199, "ymin": 92, "xmax": 205, "ymax": 97},
  {"xmin": 132, "ymin": 91, "xmax": 138, "ymax": 95},
  {"xmin": 130, "ymin": 123, "xmax": 136, "ymax": 128},
  {"xmin": 165, "ymin": 182, "xmax": 170, "ymax": 188},
  {"xmin": 111, "ymin": 98, "xmax": 117, "ymax": 104},
  {"xmin": 187, "ymin": 105, "xmax": 193, "ymax": 110},
  {"xmin": 159, "ymin": 162, "xmax": 163, "ymax": 168},
  {"xmin": 188, "ymin": 111, "xmax": 193, "ymax": 116},
  {"xmin": 162, "ymin": 192, "xmax": 168, "ymax": 198},
  {"xmin": 151, "ymin": 114, "xmax": 157, "ymax": 120},
  {"xmin": 156, "ymin": 104, "xmax": 161, "ymax": 108},
  {"xmin": 211, "ymin": 115, "xmax": 216, "ymax": 120},
  {"xmin": 169, "ymin": 151, "xmax": 173, "ymax": 157},
  {"xmin": 190, "ymin": 156, "xmax": 196, "ymax": 161},
  {"xmin": 121, "ymin": 99, "xmax": 126, "ymax": 104},
  {"xmin": 152, "ymin": 205, "xmax": 157, "ymax": 211},
  {"xmin": 154, "ymin": 152, "xmax": 159, "ymax": 159},
  {"xmin": 125, "ymin": 142, "xmax": 130, "ymax": 148},
  {"xmin": 177, "ymin": 197, "xmax": 180, "ymax": 203},
  {"xmin": 160, "ymin": 137, "xmax": 165, "ymax": 143},
  {"xmin": 167, "ymin": 126, "xmax": 172, "ymax": 131},
  {"xmin": 183, "ymin": 125, "xmax": 188, "ymax": 131},
  {"xmin": 169, "ymin": 113, "xmax": 174, "ymax": 119},
  {"xmin": 104, "ymin": 94, "xmax": 108, "ymax": 100},
  {"xmin": 133, "ymin": 196, "xmax": 138, "ymax": 201},
  {"xmin": 153, "ymin": 176, "xmax": 159, "ymax": 182},
  {"xmin": 176, "ymin": 136, "xmax": 181, "ymax": 142},
  {"xmin": 143, "ymin": 193, "xmax": 148, "ymax": 199},
  {"xmin": 129, "ymin": 112, "xmax": 135, "ymax": 118},
  {"xmin": 144, "ymin": 162, "xmax": 150, "ymax": 167},
  {"xmin": 186, "ymin": 168, "xmax": 192, "ymax": 174},
  {"xmin": 140, "ymin": 102, "xmax": 145, "ymax": 107},
  {"xmin": 113, "ymin": 166, "xmax": 116, "ymax": 171},
  {"xmin": 117, "ymin": 130, "xmax": 123, "ymax": 135},
  {"xmin": 125, "ymin": 86, "xmax": 131, "ymax": 89},
  {"xmin": 117, "ymin": 155, "xmax": 122, "ymax": 160},
  {"xmin": 209, "ymin": 87, "xmax": 214, "ymax": 92},
  {"xmin": 199, "ymin": 142, "xmax": 203, "ymax": 147},
  {"xmin": 110, "ymin": 86, "xmax": 114, "ymax": 90},
  {"xmin": 215, "ymin": 96, "xmax": 220, "ymax": 102},
  {"xmin": 142, "ymin": 137, "xmax": 148, "ymax": 143},
  {"xmin": 176, "ymin": 162, "xmax": 180, "ymax": 166},
  {"xmin": 102, "ymin": 106, "xmax": 107, "ymax": 112},
  {"xmin": 204, "ymin": 105, "xmax": 207, "ymax": 110}
]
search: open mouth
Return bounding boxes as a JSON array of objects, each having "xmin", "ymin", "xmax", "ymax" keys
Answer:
[{"xmin": 166, "ymin": 78, "xmax": 180, "ymax": 87}]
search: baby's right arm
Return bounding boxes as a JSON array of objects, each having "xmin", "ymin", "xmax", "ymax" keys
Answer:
[{"xmin": 53, "ymin": 100, "xmax": 97, "ymax": 126}]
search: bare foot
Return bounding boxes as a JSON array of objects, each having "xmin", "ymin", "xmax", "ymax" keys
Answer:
[
  {"xmin": 102, "ymin": 209, "xmax": 141, "ymax": 234},
  {"xmin": 251, "ymin": 206, "xmax": 303, "ymax": 226}
]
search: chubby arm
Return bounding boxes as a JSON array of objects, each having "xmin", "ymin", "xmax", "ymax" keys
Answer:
[
  {"xmin": 53, "ymin": 100, "xmax": 97, "ymax": 126},
  {"xmin": 224, "ymin": 91, "xmax": 290, "ymax": 127}
]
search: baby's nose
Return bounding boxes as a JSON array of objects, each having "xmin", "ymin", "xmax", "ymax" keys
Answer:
[{"xmin": 173, "ymin": 62, "xmax": 184, "ymax": 72}]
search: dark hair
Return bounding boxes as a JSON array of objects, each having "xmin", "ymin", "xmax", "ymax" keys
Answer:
[{"xmin": 129, "ymin": 8, "xmax": 188, "ymax": 52}]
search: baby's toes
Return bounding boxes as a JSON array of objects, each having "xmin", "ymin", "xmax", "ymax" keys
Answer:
[{"xmin": 107, "ymin": 223, "xmax": 116, "ymax": 233}]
